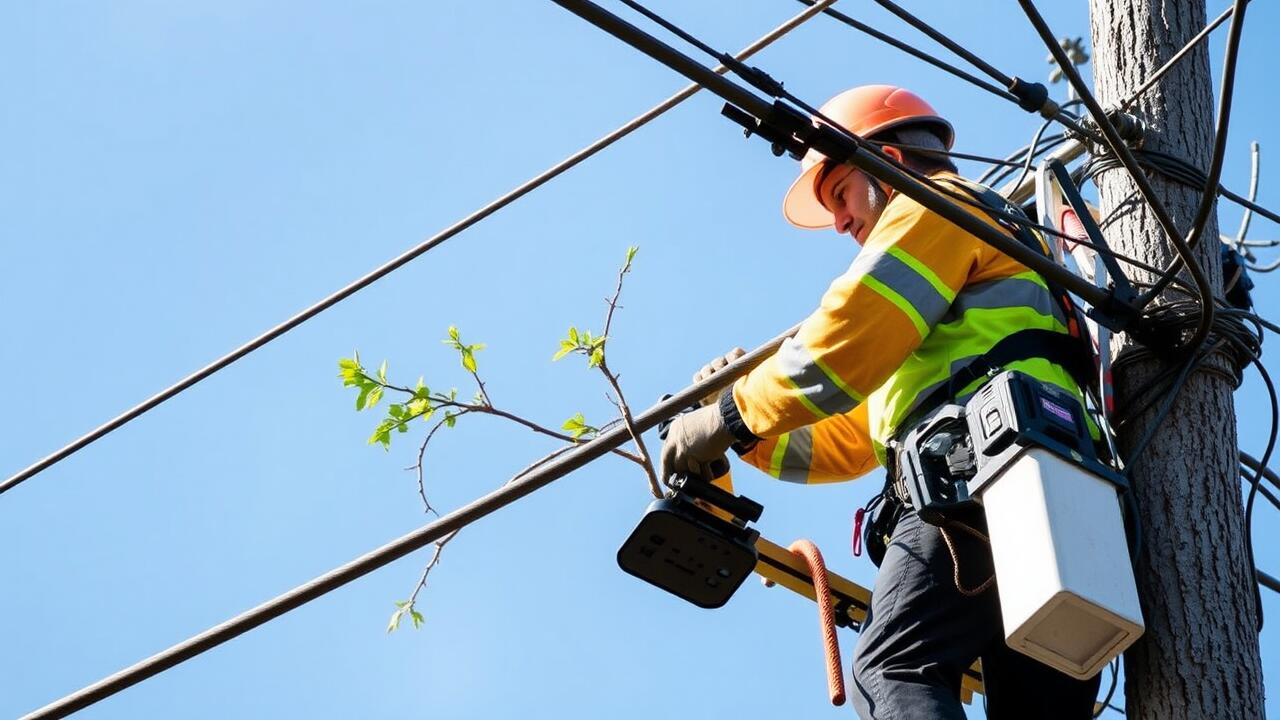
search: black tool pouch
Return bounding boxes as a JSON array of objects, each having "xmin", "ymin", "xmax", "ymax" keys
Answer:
[{"xmin": 862, "ymin": 479, "xmax": 908, "ymax": 568}]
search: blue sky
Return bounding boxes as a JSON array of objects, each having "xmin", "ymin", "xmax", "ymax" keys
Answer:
[{"xmin": 2, "ymin": 1, "xmax": 1276, "ymax": 718}]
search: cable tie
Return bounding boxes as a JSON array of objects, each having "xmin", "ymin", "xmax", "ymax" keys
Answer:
[{"xmin": 852, "ymin": 508, "xmax": 865, "ymax": 557}]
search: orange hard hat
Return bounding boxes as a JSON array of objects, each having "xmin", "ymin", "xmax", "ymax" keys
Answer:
[{"xmin": 782, "ymin": 85, "xmax": 954, "ymax": 229}]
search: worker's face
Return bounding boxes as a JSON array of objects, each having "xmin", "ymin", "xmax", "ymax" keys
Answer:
[{"xmin": 816, "ymin": 158, "xmax": 894, "ymax": 244}]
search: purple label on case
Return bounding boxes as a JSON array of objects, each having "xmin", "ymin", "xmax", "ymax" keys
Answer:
[{"xmin": 1040, "ymin": 397, "xmax": 1074, "ymax": 425}]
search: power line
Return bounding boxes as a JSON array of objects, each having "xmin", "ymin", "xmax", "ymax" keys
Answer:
[
  {"xmin": 19, "ymin": 325, "xmax": 799, "ymax": 720},
  {"xmin": 1017, "ymin": 0, "xmax": 1218, "ymax": 353},
  {"xmin": 795, "ymin": 0, "xmax": 1017, "ymax": 104},
  {"xmin": 0, "ymin": 0, "xmax": 834, "ymax": 497}
]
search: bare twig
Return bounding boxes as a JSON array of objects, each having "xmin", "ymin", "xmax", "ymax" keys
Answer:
[
  {"xmin": 397, "ymin": 444, "xmax": 579, "ymax": 625},
  {"xmin": 597, "ymin": 252, "xmax": 663, "ymax": 498}
]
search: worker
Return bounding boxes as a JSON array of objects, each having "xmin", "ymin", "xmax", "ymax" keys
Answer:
[{"xmin": 659, "ymin": 85, "xmax": 1101, "ymax": 719}]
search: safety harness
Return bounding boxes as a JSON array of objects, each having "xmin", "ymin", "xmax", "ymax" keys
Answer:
[{"xmin": 856, "ymin": 179, "xmax": 1098, "ymax": 566}]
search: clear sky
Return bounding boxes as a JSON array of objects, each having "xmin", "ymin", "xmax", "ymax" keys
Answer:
[{"xmin": 2, "ymin": 1, "xmax": 1276, "ymax": 718}]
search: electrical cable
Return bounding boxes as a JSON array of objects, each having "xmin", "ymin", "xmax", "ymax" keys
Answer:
[
  {"xmin": 1017, "ymin": 0, "xmax": 1216, "ymax": 353},
  {"xmin": 1119, "ymin": 1, "xmax": 1248, "ymax": 112},
  {"xmin": 978, "ymin": 132, "xmax": 1065, "ymax": 185},
  {"xmin": 1140, "ymin": 0, "xmax": 1250, "ymax": 303},
  {"xmin": 606, "ymin": 0, "xmax": 1114, "ymax": 310},
  {"xmin": 1093, "ymin": 658, "xmax": 1119, "ymax": 718},
  {"xmin": 0, "ymin": 0, "xmax": 836, "ymax": 496},
  {"xmin": 18, "ymin": 322, "xmax": 803, "ymax": 719},
  {"xmin": 794, "ymin": 0, "xmax": 1017, "ymax": 104},
  {"xmin": 867, "ymin": 0, "xmax": 1104, "ymax": 146}
]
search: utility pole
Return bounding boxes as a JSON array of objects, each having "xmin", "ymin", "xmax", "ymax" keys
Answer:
[{"xmin": 1088, "ymin": 1, "xmax": 1264, "ymax": 717}]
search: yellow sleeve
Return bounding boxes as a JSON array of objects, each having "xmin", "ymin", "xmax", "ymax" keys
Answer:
[
  {"xmin": 731, "ymin": 183, "xmax": 992, "ymax": 438},
  {"xmin": 735, "ymin": 402, "xmax": 878, "ymax": 483}
]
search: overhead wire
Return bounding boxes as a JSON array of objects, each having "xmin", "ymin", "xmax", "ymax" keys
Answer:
[
  {"xmin": 1017, "ymin": 0, "xmax": 1218, "ymax": 354},
  {"xmin": 1137, "ymin": 0, "xmax": 1250, "ymax": 303},
  {"xmin": 21, "ymin": 0, "xmax": 1280, "ymax": 712},
  {"xmin": 0, "ymin": 0, "xmax": 837, "ymax": 496},
  {"xmin": 793, "ymin": 0, "xmax": 1017, "ymax": 104},
  {"xmin": 1119, "ymin": 1, "xmax": 1248, "ymax": 113},
  {"xmin": 19, "ymin": 324, "xmax": 802, "ymax": 719},
  {"xmin": 866, "ymin": 0, "xmax": 1104, "ymax": 146}
]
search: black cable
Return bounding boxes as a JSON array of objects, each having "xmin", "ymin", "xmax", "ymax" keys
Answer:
[
  {"xmin": 620, "ymin": 0, "xmax": 1117, "ymax": 276},
  {"xmin": 1093, "ymin": 658, "xmax": 1120, "ymax": 718},
  {"xmin": 0, "ymin": 1, "xmax": 831, "ymax": 495},
  {"xmin": 1007, "ymin": 116, "xmax": 1056, "ymax": 194},
  {"xmin": 19, "ymin": 322, "xmax": 804, "ymax": 718},
  {"xmin": 1083, "ymin": 148, "xmax": 1280, "ymax": 228},
  {"xmin": 1017, "ymin": 0, "xmax": 1217, "ymax": 351},
  {"xmin": 1142, "ymin": 0, "xmax": 1250, "ymax": 303},
  {"xmin": 866, "ymin": 140, "xmax": 1026, "ymax": 169},
  {"xmin": 1242, "ymin": 352, "xmax": 1276, "ymax": 630},
  {"xmin": 1120, "ymin": 2, "xmax": 1246, "ymax": 112},
  {"xmin": 795, "ymin": 0, "xmax": 1018, "ymax": 104},
  {"xmin": 978, "ymin": 132, "xmax": 1066, "ymax": 185}
]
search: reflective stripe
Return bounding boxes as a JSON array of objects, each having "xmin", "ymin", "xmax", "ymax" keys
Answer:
[
  {"xmin": 776, "ymin": 337, "xmax": 864, "ymax": 418},
  {"xmin": 778, "ymin": 427, "xmax": 813, "ymax": 484},
  {"xmin": 942, "ymin": 274, "xmax": 1064, "ymax": 325},
  {"xmin": 853, "ymin": 247, "xmax": 954, "ymax": 338},
  {"xmin": 767, "ymin": 427, "xmax": 814, "ymax": 483}
]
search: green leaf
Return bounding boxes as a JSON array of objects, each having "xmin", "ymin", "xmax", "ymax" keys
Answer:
[
  {"xmin": 470, "ymin": 342, "xmax": 486, "ymax": 352},
  {"xmin": 388, "ymin": 404, "xmax": 404, "ymax": 418},
  {"xmin": 562, "ymin": 413, "xmax": 585, "ymax": 432},
  {"xmin": 387, "ymin": 608, "xmax": 404, "ymax": 634},
  {"xmin": 410, "ymin": 609, "xmax": 424, "ymax": 629},
  {"xmin": 356, "ymin": 385, "xmax": 371, "ymax": 411},
  {"xmin": 395, "ymin": 600, "xmax": 409, "ymax": 608},
  {"xmin": 461, "ymin": 349, "xmax": 477, "ymax": 373},
  {"xmin": 416, "ymin": 376, "xmax": 426, "ymax": 392},
  {"xmin": 448, "ymin": 325, "xmax": 460, "ymax": 342},
  {"xmin": 552, "ymin": 342, "xmax": 575, "ymax": 362},
  {"xmin": 445, "ymin": 413, "xmax": 457, "ymax": 428},
  {"xmin": 338, "ymin": 358, "xmax": 359, "ymax": 370},
  {"xmin": 353, "ymin": 349, "xmax": 361, "ymax": 365},
  {"xmin": 568, "ymin": 326, "xmax": 579, "ymax": 345},
  {"xmin": 366, "ymin": 386, "xmax": 383, "ymax": 409},
  {"xmin": 408, "ymin": 398, "xmax": 430, "ymax": 416},
  {"xmin": 396, "ymin": 422, "xmax": 408, "ymax": 433},
  {"xmin": 378, "ymin": 360, "xmax": 388, "ymax": 383},
  {"xmin": 625, "ymin": 246, "xmax": 638, "ymax": 264},
  {"xmin": 588, "ymin": 347, "xmax": 604, "ymax": 368}
]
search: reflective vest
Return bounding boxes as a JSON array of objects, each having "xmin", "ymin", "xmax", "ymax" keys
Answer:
[{"xmin": 728, "ymin": 172, "xmax": 1088, "ymax": 483}]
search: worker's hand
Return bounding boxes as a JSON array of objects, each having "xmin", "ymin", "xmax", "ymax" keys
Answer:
[
  {"xmin": 659, "ymin": 403, "xmax": 735, "ymax": 485},
  {"xmin": 693, "ymin": 347, "xmax": 746, "ymax": 406}
]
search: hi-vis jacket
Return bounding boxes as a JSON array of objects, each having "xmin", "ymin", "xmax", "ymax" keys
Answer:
[{"xmin": 724, "ymin": 172, "xmax": 1083, "ymax": 483}]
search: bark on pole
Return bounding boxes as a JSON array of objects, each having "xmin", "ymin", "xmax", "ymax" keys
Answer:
[{"xmin": 1088, "ymin": 1, "xmax": 1264, "ymax": 717}]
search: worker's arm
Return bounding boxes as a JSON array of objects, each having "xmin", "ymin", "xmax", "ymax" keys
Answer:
[
  {"xmin": 722, "ymin": 190, "xmax": 987, "ymax": 442},
  {"xmin": 734, "ymin": 402, "xmax": 878, "ymax": 483}
]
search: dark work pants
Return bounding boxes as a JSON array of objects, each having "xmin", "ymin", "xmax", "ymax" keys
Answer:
[{"xmin": 850, "ymin": 511, "xmax": 1101, "ymax": 719}]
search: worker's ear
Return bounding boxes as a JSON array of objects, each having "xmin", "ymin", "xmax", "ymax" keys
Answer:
[{"xmin": 880, "ymin": 145, "xmax": 905, "ymax": 165}]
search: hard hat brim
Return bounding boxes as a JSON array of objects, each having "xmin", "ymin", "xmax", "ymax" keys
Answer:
[{"xmin": 782, "ymin": 160, "xmax": 834, "ymax": 230}]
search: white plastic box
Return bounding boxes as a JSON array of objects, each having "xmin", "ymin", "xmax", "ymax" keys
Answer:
[{"xmin": 976, "ymin": 447, "xmax": 1144, "ymax": 679}]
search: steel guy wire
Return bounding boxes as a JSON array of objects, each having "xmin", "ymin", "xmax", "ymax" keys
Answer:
[{"xmin": 0, "ymin": 0, "xmax": 835, "ymax": 496}]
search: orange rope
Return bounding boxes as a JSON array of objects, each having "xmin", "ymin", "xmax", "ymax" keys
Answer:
[{"xmin": 788, "ymin": 539, "xmax": 846, "ymax": 706}]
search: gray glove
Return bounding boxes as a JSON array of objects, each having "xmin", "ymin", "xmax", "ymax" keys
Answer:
[{"xmin": 659, "ymin": 403, "xmax": 734, "ymax": 484}]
